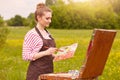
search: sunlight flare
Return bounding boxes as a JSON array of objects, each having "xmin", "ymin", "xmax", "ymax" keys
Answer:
[{"xmin": 74, "ymin": 0, "xmax": 89, "ymax": 2}]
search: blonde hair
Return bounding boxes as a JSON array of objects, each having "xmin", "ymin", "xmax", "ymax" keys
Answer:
[{"xmin": 35, "ymin": 3, "xmax": 52, "ymax": 21}]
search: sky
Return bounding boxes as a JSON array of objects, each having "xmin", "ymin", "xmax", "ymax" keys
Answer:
[
  {"xmin": 0, "ymin": 0, "xmax": 45, "ymax": 20},
  {"xmin": 0, "ymin": 0, "xmax": 87, "ymax": 20}
]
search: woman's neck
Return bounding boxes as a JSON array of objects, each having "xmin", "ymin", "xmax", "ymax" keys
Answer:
[
  {"xmin": 36, "ymin": 23, "xmax": 51, "ymax": 39},
  {"xmin": 36, "ymin": 23, "xmax": 44, "ymax": 31}
]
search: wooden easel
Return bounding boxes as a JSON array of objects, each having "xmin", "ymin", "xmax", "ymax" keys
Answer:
[{"xmin": 39, "ymin": 29, "xmax": 117, "ymax": 80}]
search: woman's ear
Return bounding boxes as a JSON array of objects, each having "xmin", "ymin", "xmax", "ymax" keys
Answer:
[{"xmin": 37, "ymin": 15, "xmax": 42, "ymax": 21}]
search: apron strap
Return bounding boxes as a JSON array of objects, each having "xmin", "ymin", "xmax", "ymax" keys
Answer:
[{"xmin": 35, "ymin": 27, "xmax": 44, "ymax": 39}]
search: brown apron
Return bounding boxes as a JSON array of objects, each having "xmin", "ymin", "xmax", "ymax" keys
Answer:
[{"xmin": 26, "ymin": 27, "xmax": 56, "ymax": 80}]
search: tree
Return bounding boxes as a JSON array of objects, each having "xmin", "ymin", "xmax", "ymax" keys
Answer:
[
  {"xmin": 0, "ymin": 27, "xmax": 9, "ymax": 48},
  {"xmin": 27, "ymin": 13, "xmax": 36, "ymax": 28},
  {"xmin": 46, "ymin": 0, "xmax": 57, "ymax": 6},
  {"xmin": 50, "ymin": 1, "xmax": 120, "ymax": 29},
  {"xmin": 12, "ymin": 15, "xmax": 23, "ymax": 26},
  {"xmin": 108, "ymin": 0, "xmax": 120, "ymax": 14},
  {"xmin": 7, "ymin": 15, "xmax": 24, "ymax": 26},
  {"xmin": 0, "ymin": 15, "xmax": 9, "ymax": 49},
  {"xmin": 90, "ymin": 0, "xmax": 120, "ymax": 14},
  {"xmin": 0, "ymin": 15, "xmax": 4, "ymax": 27}
]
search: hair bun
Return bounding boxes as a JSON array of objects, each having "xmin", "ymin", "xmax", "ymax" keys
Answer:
[{"xmin": 36, "ymin": 3, "xmax": 46, "ymax": 9}]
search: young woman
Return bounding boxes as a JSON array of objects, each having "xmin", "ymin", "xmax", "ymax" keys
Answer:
[{"xmin": 22, "ymin": 3, "xmax": 57, "ymax": 80}]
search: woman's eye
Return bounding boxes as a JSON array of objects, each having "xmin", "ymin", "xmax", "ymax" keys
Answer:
[
  {"xmin": 46, "ymin": 17, "xmax": 51, "ymax": 20},
  {"xmin": 46, "ymin": 18, "xmax": 49, "ymax": 20}
]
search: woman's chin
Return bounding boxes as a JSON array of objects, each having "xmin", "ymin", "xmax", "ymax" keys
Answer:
[{"xmin": 46, "ymin": 25, "xmax": 50, "ymax": 28}]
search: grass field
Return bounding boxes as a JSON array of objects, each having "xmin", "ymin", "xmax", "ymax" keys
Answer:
[{"xmin": 0, "ymin": 27, "xmax": 120, "ymax": 80}]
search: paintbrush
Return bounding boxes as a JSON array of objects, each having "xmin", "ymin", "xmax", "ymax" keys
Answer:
[{"xmin": 44, "ymin": 46, "xmax": 64, "ymax": 52}]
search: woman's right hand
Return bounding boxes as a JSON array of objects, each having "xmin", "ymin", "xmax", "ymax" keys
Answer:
[
  {"xmin": 33, "ymin": 47, "xmax": 57, "ymax": 61},
  {"xmin": 45, "ymin": 47, "xmax": 57, "ymax": 56}
]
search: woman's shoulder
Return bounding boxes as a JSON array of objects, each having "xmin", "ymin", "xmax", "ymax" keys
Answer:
[
  {"xmin": 26, "ymin": 28, "xmax": 38, "ymax": 36},
  {"xmin": 24, "ymin": 28, "xmax": 39, "ymax": 38},
  {"xmin": 23, "ymin": 28, "xmax": 43, "ymax": 47}
]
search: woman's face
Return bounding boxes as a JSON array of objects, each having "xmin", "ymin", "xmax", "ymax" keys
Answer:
[{"xmin": 37, "ymin": 11, "xmax": 52, "ymax": 27}]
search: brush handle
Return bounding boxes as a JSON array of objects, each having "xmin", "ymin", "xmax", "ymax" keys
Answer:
[{"xmin": 44, "ymin": 46, "xmax": 63, "ymax": 52}]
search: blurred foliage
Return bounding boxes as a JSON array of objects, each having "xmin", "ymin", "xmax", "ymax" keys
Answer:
[
  {"xmin": 0, "ymin": 15, "xmax": 9, "ymax": 49},
  {"xmin": 7, "ymin": 15, "xmax": 25, "ymax": 26},
  {"xmin": 0, "ymin": 15, "xmax": 4, "ymax": 27},
  {"xmin": 5, "ymin": 0, "xmax": 120, "ymax": 29},
  {"xmin": 0, "ymin": 27, "xmax": 9, "ymax": 49},
  {"xmin": 27, "ymin": 13, "xmax": 36, "ymax": 28},
  {"xmin": 91, "ymin": 0, "xmax": 120, "ymax": 14},
  {"xmin": 46, "ymin": 0, "xmax": 57, "ymax": 6},
  {"xmin": 50, "ymin": 0, "xmax": 120, "ymax": 29}
]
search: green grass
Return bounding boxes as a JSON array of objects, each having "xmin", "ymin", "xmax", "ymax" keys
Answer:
[{"xmin": 0, "ymin": 27, "xmax": 120, "ymax": 80}]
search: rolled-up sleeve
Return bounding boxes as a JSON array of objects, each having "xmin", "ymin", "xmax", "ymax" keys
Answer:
[{"xmin": 22, "ymin": 30, "xmax": 43, "ymax": 61}]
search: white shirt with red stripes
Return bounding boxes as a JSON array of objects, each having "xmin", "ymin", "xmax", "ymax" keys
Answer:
[{"xmin": 22, "ymin": 28, "xmax": 43, "ymax": 61}]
